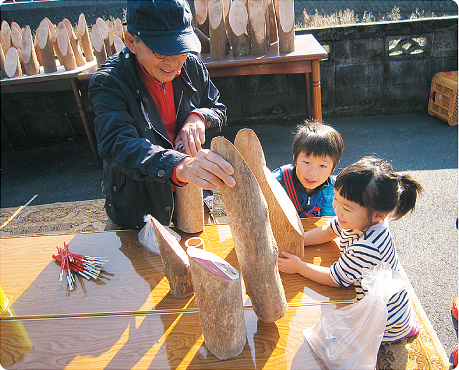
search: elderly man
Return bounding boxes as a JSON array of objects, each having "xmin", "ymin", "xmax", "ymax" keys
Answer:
[{"xmin": 89, "ymin": 0, "xmax": 235, "ymax": 229}]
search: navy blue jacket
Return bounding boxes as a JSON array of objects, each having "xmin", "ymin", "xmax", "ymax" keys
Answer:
[{"xmin": 88, "ymin": 48, "xmax": 226, "ymax": 229}]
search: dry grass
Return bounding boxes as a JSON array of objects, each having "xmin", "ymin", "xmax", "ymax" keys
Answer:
[{"xmin": 300, "ymin": 6, "xmax": 438, "ymax": 28}]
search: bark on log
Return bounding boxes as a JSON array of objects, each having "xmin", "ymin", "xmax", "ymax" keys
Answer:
[
  {"xmin": 44, "ymin": 18, "xmax": 64, "ymax": 66},
  {"xmin": 248, "ymin": 0, "xmax": 269, "ymax": 55},
  {"xmin": 195, "ymin": 0, "xmax": 210, "ymax": 53},
  {"xmin": 1, "ymin": 21, "xmax": 12, "ymax": 52},
  {"xmin": 62, "ymin": 18, "xmax": 85, "ymax": 66},
  {"xmin": 57, "ymin": 22, "xmax": 77, "ymax": 71},
  {"xmin": 114, "ymin": 18, "xmax": 124, "ymax": 41},
  {"xmin": 77, "ymin": 13, "xmax": 95, "ymax": 62},
  {"xmin": 33, "ymin": 33, "xmax": 43, "ymax": 66},
  {"xmin": 4, "ymin": 47, "xmax": 22, "ymax": 78},
  {"xmin": 150, "ymin": 216, "xmax": 194, "ymax": 298},
  {"xmin": 209, "ymin": 0, "xmax": 228, "ymax": 59},
  {"xmin": 37, "ymin": 19, "xmax": 57, "ymax": 73},
  {"xmin": 229, "ymin": 0, "xmax": 250, "ymax": 57},
  {"xmin": 210, "ymin": 136, "xmax": 287, "ymax": 322},
  {"xmin": 96, "ymin": 18, "xmax": 112, "ymax": 56},
  {"xmin": 187, "ymin": 246, "xmax": 246, "ymax": 360},
  {"xmin": 274, "ymin": 0, "xmax": 295, "ymax": 52},
  {"xmin": 234, "ymin": 129, "xmax": 304, "ymax": 258},
  {"xmin": 91, "ymin": 23, "xmax": 107, "ymax": 67},
  {"xmin": 174, "ymin": 184, "xmax": 204, "ymax": 234},
  {"xmin": 21, "ymin": 25, "xmax": 39, "ymax": 76}
]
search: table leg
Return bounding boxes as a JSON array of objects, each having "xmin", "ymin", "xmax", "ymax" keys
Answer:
[
  {"xmin": 311, "ymin": 59, "xmax": 323, "ymax": 122},
  {"xmin": 305, "ymin": 72, "xmax": 311, "ymax": 119},
  {"xmin": 70, "ymin": 78, "xmax": 101, "ymax": 169}
]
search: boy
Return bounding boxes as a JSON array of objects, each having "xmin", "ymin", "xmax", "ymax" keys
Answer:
[{"xmin": 273, "ymin": 121, "xmax": 343, "ymax": 218}]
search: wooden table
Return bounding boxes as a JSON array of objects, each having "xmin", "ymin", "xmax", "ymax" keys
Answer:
[
  {"xmin": 201, "ymin": 34, "xmax": 328, "ymax": 122},
  {"xmin": 0, "ymin": 61, "xmax": 101, "ymax": 168},
  {"xmin": 0, "ymin": 218, "xmax": 354, "ymax": 369}
]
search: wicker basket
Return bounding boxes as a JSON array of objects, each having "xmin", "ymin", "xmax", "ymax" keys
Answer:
[{"xmin": 428, "ymin": 71, "xmax": 458, "ymax": 126}]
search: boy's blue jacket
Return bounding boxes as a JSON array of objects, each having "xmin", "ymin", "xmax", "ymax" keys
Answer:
[{"xmin": 272, "ymin": 164, "xmax": 335, "ymax": 217}]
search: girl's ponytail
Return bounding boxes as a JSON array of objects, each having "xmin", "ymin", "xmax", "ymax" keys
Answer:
[{"xmin": 392, "ymin": 173, "xmax": 423, "ymax": 220}]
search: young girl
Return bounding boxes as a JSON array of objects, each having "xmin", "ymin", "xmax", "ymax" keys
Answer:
[{"xmin": 278, "ymin": 156, "xmax": 423, "ymax": 342}]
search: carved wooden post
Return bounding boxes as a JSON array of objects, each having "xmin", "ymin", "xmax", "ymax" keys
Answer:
[
  {"xmin": 1, "ymin": 21, "xmax": 12, "ymax": 52},
  {"xmin": 44, "ymin": 18, "xmax": 64, "ymax": 66},
  {"xmin": 234, "ymin": 129, "xmax": 304, "ymax": 259},
  {"xmin": 77, "ymin": 13, "xmax": 95, "ymax": 62},
  {"xmin": 150, "ymin": 216, "xmax": 194, "ymax": 298},
  {"xmin": 57, "ymin": 22, "xmax": 77, "ymax": 71},
  {"xmin": 91, "ymin": 23, "xmax": 107, "ymax": 67},
  {"xmin": 4, "ymin": 47, "xmax": 22, "ymax": 78},
  {"xmin": 248, "ymin": 0, "xmax": 269, "ymax": 55},
  {"xmin": 211, "ymin": 136, "xmax": 287, "ymax": 322},
  {"xmin": 187, "ymin": 246, "xmax": 246, "ymax": 360},
  {"xmin": 37, "ymin": 19, "xmax": 57, "ymax": 73},
  {"xmin": 195, "ymin": 0, "xmax": 210, "ymax": 53}
]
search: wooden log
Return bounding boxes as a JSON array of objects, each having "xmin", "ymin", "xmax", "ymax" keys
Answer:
[
  {"xmin": 91, "ymin": 23, "xmax": 107, "ymax": 67},
  {"xmin": 209, "ymin": 0, "xmax": 228, "ymax": 59},
  {"xmin": 96, "ymin": 18, "xmax": 111, "ymax": 56},
  {"xmin": 113, "ymin": 35, "xmax": 125, "ymax": 53},
  {"xmin": 44, "ymin": 18, "xmax": 64, "ymax": 66},
  {"xmin": 228, "ymin": 0, "xmax": 250, "ymax": 57},
  {"xmin": 37, "ymin": 19, "xmax": 57, "ymax": 73},
  {"xmin": 211, "ymin": 136, "xmax": 287, "ymax": 322},
  {"xmin": 234, "ymin": 129, "xmax": 304, "ymax": 258},
  {"xmin": 1, "ymin": 21, "xmax": 12, "ymax": 52},
  {"xmin": 150, "ymin": 216, "xmax": 194, "ymax": 298},
  {"xmin": 274, "ymin": 0, "xmax": 295, "ymax": 52},
  {"xmin": 33, "ymin": 32, "xmax": 43, "ymax": 66},
  {"xmin": 57, "ymin": 22, "xmax": 77, "ymax": 71},
  {"xmin": 174, "ymin": 184, "xmax": 204, "ymax": 234},
  {"xmin": 62, "ymin": 18, "xmax": 85, "ymax": 66},
  {"xmin": 4, "ymin": 47, "xmax": 22, "ymax": 78},
  {"xmin": 195, "ymin": 0, "xmax": 210, "ymax": 53},
  {"xmin": 77, "ymin": 13, "xmax": 95, "ymax": 62},
  {"xmin": 248, "ymin": 0, "xmax": 269, "ymax": 55},
  {"xmin": 266, "ymin": 0, "xmax": 278, "ymax": 44},
  {"xmin": 10, "ymin": 27, "xmax": 22, "ymax": 50},
  {"xmin": 0, "ymin": 43, "xmax": 6, "ymax": 77},
  {"xmin": 21, "ymin": 25, "xmax": 39, "ymax": 76},
  {"xmin": 222, "ymin": 0, "xmax": 231, "ymax": 46},
  {"xmin": 114, "ymin": 18, "xmax": 124, "ymax": 41},
  {"xmin": 187, "ymin": 246, "xmax": 246, "ymax": 360}
]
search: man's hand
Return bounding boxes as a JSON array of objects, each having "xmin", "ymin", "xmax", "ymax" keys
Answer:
[
  {"xmin": 175, "ymin": 149, "xmax": 236, "ymax": 190},
  {"xmin": 175, "ymin": 114, "xmax": 206, "ymax": 157}
]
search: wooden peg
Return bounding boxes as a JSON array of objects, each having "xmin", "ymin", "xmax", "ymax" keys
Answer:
[
  {"xmin": 187, "ymin": 246, "xmax": 246, "ymax": 360},
  {"xmin": 91, "ymin": 23, "xmax": 107, "ymax": 66},
  {"xmin": 43, "ymin": 18, "xmax": 64, "ymax": 66},
  {"xmin": 1, "ymin": 20, "xmax": 12, "ymax": 52},
  {"xmin": 195, "ymin": 0, "xmax": 210, "ymax": 53},
  {"xmin": 211, "ymin": 136, "xmax": 287, "ymax": 323},
  {"xmin": 37, "ymin": 18, "xmax": 57, "ymax": 73},
  {"xmin": 4, "ymin": 47, "xmax": 22, "ymax": 78},
  {"xmin": 96, "ymin": 18, "xmax": 111, "ymax": 56},
  {"xmin": 174, "ymin": 184, "xmax": 204, "ymax": 234},
  {"xmin": 113, "ymin": 18, "xmax": 124, "ymax": 41},
  {"xmin": 77, "ymin": 13, "xmax": 95, "ymax": 62},
  {"xmin": 274, "ymin": 0, "xmax": 295, "ymax": 52},
  {"xmin": 61, "ymin": 18, "xmax": 85, "ymax": 66},
  {"xmin": 21, "ymin": 25, "xmax": 39, "ymax": 76},
  {"xmin": 10, "ymin": 27, "xmax": 22, "ymax": 50},
  {"xmin": 248, "ymin": 0, "xmax": 269, "ymax": 55},
  {"xmin": 57, "ymin": 21, "xmax": 77, "ymax": 70},
  {"xmin": 106, "ymin": 20, "xmax": 116, "ymax": 55},
  {"xmin": 33, "ymin": 32, "xmax": 43, "ymax": 66},
  {"xmin": 229, "ymin": 0, "xmax": 250, "ymax": 57},
  {"xmin": 209, "ymin": 0, "xmax": 228, "ymax": 59},
  {"xmin": 11, "ymin": 22, "xmax": 23, "ymax": 37},
  {"xmin": 113, "ymin": 35, "xmax": 125, "ymax": 53}
]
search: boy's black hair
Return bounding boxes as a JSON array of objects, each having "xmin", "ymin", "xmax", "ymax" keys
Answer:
[
  {"xmin": 335, "ymin": 156, "xmax": 423, "ymax": 225},
  {"xmin": 292, "ymin": 121, "xmax": 344, "ymax": 171}
]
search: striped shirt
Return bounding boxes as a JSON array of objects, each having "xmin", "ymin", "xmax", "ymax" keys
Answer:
[{"xmin": 328, "ymin": 217, "xmax": 416, "ymax": 342}]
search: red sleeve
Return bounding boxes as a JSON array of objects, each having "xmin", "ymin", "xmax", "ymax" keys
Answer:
[{"xmin": 171, "ymin": 164, "xmax": 188, "ymax": 187}]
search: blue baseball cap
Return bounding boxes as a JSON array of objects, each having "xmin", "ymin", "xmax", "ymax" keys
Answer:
[{"xmin": 126, "ymin": 0, "xmax": 201, "ymax": 56}]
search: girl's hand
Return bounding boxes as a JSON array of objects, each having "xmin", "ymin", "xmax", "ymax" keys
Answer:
[{"xmin": 278, "ymin": 251, "xmax": 303, "ymax": 274}]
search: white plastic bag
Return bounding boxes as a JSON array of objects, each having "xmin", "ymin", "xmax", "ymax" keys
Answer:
[
  {"xmin": 304, "ymin": 262, "xmax": 406, "ymax": 370},
  {"xmin": 138, "ymin": 214, "xmax": 181, "ymax": 255}
]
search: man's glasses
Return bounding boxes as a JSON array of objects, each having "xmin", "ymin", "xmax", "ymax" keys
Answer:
[{"xmin": 153, "ymin": 51, "xmax": 188, "ymax": 60}]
